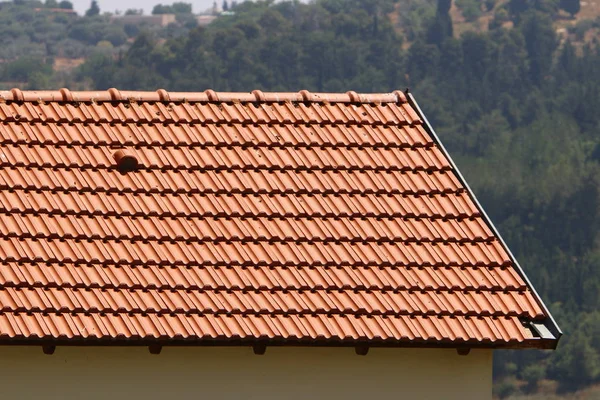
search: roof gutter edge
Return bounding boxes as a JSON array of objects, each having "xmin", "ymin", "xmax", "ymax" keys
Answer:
[
  {"xmin": 405, "ymin": 90, "xmax": 562, "ymax": 349},
  {"xmin": 0, "ymin": 337, "xmax": 558, "ymax": 350}
]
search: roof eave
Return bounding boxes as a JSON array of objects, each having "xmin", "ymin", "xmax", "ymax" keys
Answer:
[
  {"xmin": 405, "ymin": 90, "xmax": 562, "ymax": 349},
  {"xmin": 0, "ymin": 337, "xmax": 558, "ymax": 350}
]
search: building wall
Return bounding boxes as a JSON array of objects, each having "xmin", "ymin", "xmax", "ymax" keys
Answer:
[
  {"xmin": 0, "ymin": 346, "xmax": 492, "ymax": 400},
  {"xmin": 196, "ymin": 15, "xmax": 217, "ymax": 26}
]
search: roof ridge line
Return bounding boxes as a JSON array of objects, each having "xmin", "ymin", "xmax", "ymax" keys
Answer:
[{"xmin": 1, "ymin": 88, "xmax": 408, "ymax": 104}]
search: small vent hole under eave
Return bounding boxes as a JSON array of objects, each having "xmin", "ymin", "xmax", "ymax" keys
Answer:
[{"xmin": 113, "ymin": 150, "xmax": 139, "ymax": 174}]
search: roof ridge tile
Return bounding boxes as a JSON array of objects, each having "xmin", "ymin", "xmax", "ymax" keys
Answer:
[{"xmin": 0, "ymin": 89, "xmax": 407, "ymax": 105}]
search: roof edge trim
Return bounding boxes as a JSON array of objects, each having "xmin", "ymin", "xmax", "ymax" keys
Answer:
[
  {"xmin": 0, "ymin": 337, "xmax": 558, "ymax": 350},
  {"xmin": 0, "ymin": 88, "xmax": 408, "ymax": 104},
  {"xmin": 405, "ymin": 90, "xmax": 562, "ymax": 350}
]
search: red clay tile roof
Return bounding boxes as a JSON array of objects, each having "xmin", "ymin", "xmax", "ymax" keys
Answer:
[{"xmin": 0, "ymin": 88, "xmax": 559, "ymax": 348}]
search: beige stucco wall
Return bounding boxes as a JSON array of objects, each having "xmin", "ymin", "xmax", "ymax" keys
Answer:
[{"xmin": 0, "ymin": 346, "xmax": 492, "ymax": 399}]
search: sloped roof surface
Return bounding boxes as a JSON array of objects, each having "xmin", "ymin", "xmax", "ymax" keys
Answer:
[{"xmin": 0, "ymin": 88, "xmax": 557, "ymax": 348}]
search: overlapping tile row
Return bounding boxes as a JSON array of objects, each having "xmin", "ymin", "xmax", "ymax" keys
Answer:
[
  {"xmin": 0, "ymin": 263, "xmax": 527, "ymax": 291},
  {"xmin": 0, "ymin": 90, "xmax": 548, "ymax": 346},
  {"xmin": 0, "ymin": 168, "xmax": 461, "ymax": 195},
  {"xmin": 0, "ymin": 238, "xmax": 511, "ymax": 266},
  {"xmin": 0, "ymin": 213, "xmax": 493, "ymax": 242},
  {"xmin": 0, "ymin": 100, "xmax": 422, "ymax": 126},
  {"xmin": 0, "ymin": 286, "xmax": 544, "ymax": 318},
  {"xmin": 0, "ymin": 121, "xmax": 432, "ymax": 147},
  {"xmin": 0, "ymin": 141, "xmax": 449, "ymax": 171},
  {"xmin": 0, "ymin": 191, "xmax": 480, "ymax": 218},
  {"xmin": 0, "ymin": 313, "xmax": 532, "ymax": 343}
]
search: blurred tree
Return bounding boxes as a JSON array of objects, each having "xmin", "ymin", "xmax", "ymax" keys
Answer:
[
  {"xmin": 27, "ymin": 71, "xmax": 51, "ymax": 90},
  {"xmin": 153, "ymin": 3, "xmax": 191, "ymax": 14},
  {"xmin": 441, "ymin": 0, "xmax": 452, "ymax": 12},
  {"xmin": 407, "ymin": 40, "xmax": 441, "ymax": 82},
  {"xmin": 533, "ymin": 0, "xmax": 559, "ymax": 14},
  {"xmin": 495, "ymin": 380, "xmax": 518, "ymax": 399},
  {"xmin": 456, "ymin": 0, "xmax": 483, "ymax": 21},
  {"xmin": 152, "ymin": 5, "xmax": 171, "ymax": 14},
  {"xmin": 461, "ymin": 32, "xmax": 492, "ymax": 80},
  {"xmin": 426, "ymin": 0, "xmax": 453, "ymax": 46},
  {"xmin": 560, "ymin": 0, "xmax": 580, "ymax": 17},
  {"xmin": 489, "ymin": 8, "xmax": 509, "ymax": 29},
  {"xmin": 549, "ymin": 330, "xmax": 600, "ymax": 391},
  {"xmin": 125, "ymin": 32, "xmax": 156, "ymax": 66},
  {"xmin": 58, "ymin": 1, "xmax": 73, "ymax": 9},
  {"xmin": 104, "ymin": 26, "xmax": 127, "ymax": 46},
  {"xmin": 2, "ymin": 56, "xmax": 52, "ymax": 82},
  {"xmin": 508, "ymin": 0, "xmax": 529, "ymax": 20},
  {"xmin": 85, "ymin": 1, "xmax": 100, "ymax": 17},
  {"xmin": 258, "ymin": 8, "xmax": 289, "ymax": 34},
  {"xmin": 521, "ymin": 364, "xmax": 546, "ymax": 393},
  {"xmin": 519, "ymin": 11, "xmax": 557, "ymax": 84},
  {"xmin": 172, "ymin": 2, "xmax": 192, "ymax": 14}
]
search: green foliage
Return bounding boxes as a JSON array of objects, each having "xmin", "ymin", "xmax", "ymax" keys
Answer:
[
  {"xmin": 427, "ymin": 0, "xmax": 453, "ymax": 45},
  {"xmin": 508, "ymin": 0, "xmax": 559, "ymax": 21},
  {"xmin": 152, "ymin": 2, "xmax": 192, "ymax": 15},
  {"xmin": 521, "ymin": 364, "xmax": 546, "ymax": 392},
  {"xmin": 495, "ymin": 379, "xmax": 519, "ymax": 399},
  {"xmin": 125, "ymin": 9, "xmax": 143, "ymax": 15},
  {"xmin": 438, "ymin": 0, "xmax": 451, "ymax": 13},
  {"xmin": 535, "ymin": 0, "xmax": 560, "ymax": 15},
  {"xmin": 0, "ymin": 0, "xmax": 166, "ymax": 89},
  {"xmin": 427, "ymin": 12, "xmax": 453, "ymax": 44},
  {"xmin": 1, "ymin": 55, "xmax": 52, "ymax": 82},
  {"xmin": 152, "ymin": 4, "xmax": 171, "ymax": 15},
  {"xmin": 509, "ymin": 0, "xmax": 529, "ymax": 19},
  {"xmin": 490, "ymin": 8, "xmax": 509, "ymax": 29},
  {"xmin": 560, "ymin": 0, "xmax": 581, "ymax": 17},
  {"xmin": 68, "ymin": 17, "xmax": 128, "ymax": 46},
  {"xmin": 85, "ymin": 1, "xmax": 100, "ymax": 17},
  {"xmin": 456, "ymin": 0, "xmax": 482, "ymax": 21},
  {"xmin": 172, "ymin": 2, "xmax": 193, "ymax": 14},
  {"xmin": 58, "ymin": 0, "xmax": 72, "ymax": 9},
  {"xmin": 568, "ymin": 18, "xmax": 597, "ymax": 40},
  {"xmin": 549, "ymin": 327, "xmax": 600, "ymax": 391},
  {"xmin": 520, "ymin": 11, "xmax": 557, "ymax": 83}
]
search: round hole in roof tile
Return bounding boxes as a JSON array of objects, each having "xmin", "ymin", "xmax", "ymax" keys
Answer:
[{"xmin": 113, "ymin": 150, "xmax": 138, "ymax": 174}]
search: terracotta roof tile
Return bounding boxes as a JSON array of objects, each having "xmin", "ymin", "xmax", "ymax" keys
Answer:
[{"xmin": 0, "ymin": 89, "xmax": 557, "ymax": 348}]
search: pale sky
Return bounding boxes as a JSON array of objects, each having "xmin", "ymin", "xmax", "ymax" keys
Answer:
[{"xmin": 70, "ymin": 0, "xmax": 217, "ymax": 15}]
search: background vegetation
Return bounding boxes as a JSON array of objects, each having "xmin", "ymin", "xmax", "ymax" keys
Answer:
[{"xmin": 2, "ymin": 0, "xmax": 600, "ymax": 397}]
